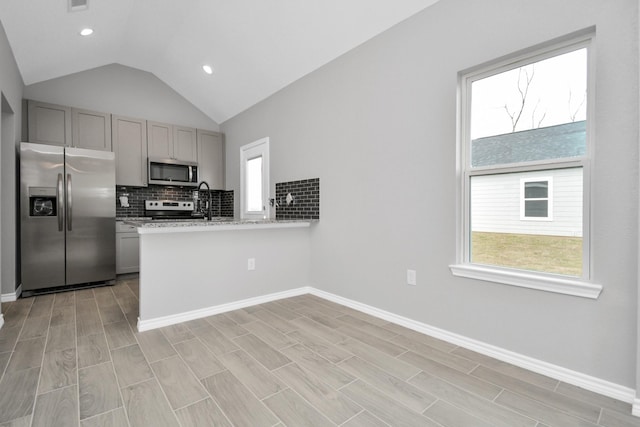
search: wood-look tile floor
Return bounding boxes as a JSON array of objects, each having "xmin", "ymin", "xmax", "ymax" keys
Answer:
[{"xmin": 0, "ymin": 277, "xmax": 638, "ymax": 427}]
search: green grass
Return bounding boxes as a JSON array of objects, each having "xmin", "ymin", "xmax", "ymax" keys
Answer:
[{"xmin": 471, "ymin": 232, "xmax": 582, "ymax": 277}]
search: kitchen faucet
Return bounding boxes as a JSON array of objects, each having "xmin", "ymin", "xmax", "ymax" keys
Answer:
[{"xmin": 197, "ymin": 181, "xmax": 212, "ymax": 220}]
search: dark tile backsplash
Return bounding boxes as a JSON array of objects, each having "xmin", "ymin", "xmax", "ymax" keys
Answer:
[
  {"xmin": 275, "ymin": 178, "xmax": 320, "ymax": 220},
  {"xmin": 221, "ymin": 190, "xmax": 234, "ymax": 217},
  {"xmin": 116, "ymin": 185, "xmax": 234, "ymax": 218},
  {"xmin": 116, "ymin": 179, "xmax": 317, "ymax": 220}
]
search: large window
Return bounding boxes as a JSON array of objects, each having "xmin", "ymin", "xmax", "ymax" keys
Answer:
[
  {"xmin": 451, "ymin": 32, "xmax": 602, "ymax": 298},
  {"xmin": 240, "ymin": 137, "xmax": 270, "ymax": 220}
]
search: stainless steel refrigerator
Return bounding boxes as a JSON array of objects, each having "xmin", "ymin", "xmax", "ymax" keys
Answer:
[{"xmin": 20, "ymin": 142, "xmax": 116, "ymax": 293}]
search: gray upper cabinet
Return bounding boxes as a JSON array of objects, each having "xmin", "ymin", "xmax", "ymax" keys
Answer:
[
  {"xmin": 113, "ymin": 115, "xmax": 148, "ymax": 187},
  {"xmin": 148, "ymin": 121, "xmax": 197, "ymax": 163},
  {"xmin": 147, "ymin": 121, "xmax": 173, "ymax": 159},
  {"xmin": 174, "ymin": 126, "xmax": 197, "ymax": 163},
  {"xmin": 28, "ymin": 100, "xmax": 72, "ymax": 146},
  {"xmin": 28, "ymin": 101, "xmax": 112, "ymax": 151},
  {"xmin": 72, "ymin": 108, "xmax": 112, "ymax": 151},
  {"xmin": 197, "ymin": 129, "xmax": 224, "ymax": 190},
  {"xmin": 28, "ymin": 100, "xmax": 222, "ymax": 189}
]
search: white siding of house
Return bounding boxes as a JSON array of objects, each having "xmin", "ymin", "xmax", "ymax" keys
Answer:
[{"xmin": 471, "ymin": 168, "xmax": 583, "ymax": 236}]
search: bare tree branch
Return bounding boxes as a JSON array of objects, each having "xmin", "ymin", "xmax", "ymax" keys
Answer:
[
  {"xmin": 531, "ymin": 98, "xmax": 547, "ymax": 128},
  {"xmin": 504, "ymin": 103, "xmax": 516, "ymax": 127},
  {"xmin": 504, "ymin": 65, "xmax": 535, "ymax": 132},
  {"xmin": 568, "ymin": 89, "xmax": 586, "ymax": 122}
]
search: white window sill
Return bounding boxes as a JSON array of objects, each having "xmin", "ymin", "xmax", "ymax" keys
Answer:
[{"xmin": 449, "ymin": 264, "xmax": 602, "ymax": 299}]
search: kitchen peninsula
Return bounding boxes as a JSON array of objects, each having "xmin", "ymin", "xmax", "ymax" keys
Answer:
[{"xmin": 129, "ymin": 219, "xmax": 315, "ymax": 331}]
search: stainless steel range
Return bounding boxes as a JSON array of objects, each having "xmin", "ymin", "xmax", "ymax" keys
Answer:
[{"xmin": 145, "ymin": 200, "xmax": 200, "ymax": 220}]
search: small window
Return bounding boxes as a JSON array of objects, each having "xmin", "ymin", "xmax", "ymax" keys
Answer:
[
  {"xmin": 521, "ymin": 177, "xmax": 552, "ymax": 220},
  {"xmin": 451, "ymin": 31, "xmax": 601, "ymax": 298},
  {"xmin": 246, "ymin": 156, "xmax": 263, "ymax": 212},
  {"xmin": 240, "ymin": 138, "xmax": 270, "ymax": 219}
]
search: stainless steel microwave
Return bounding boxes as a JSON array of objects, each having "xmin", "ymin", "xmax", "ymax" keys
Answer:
[{"xmin": 148, "ymin": 158, "xmax": 198, "ymax": 186}]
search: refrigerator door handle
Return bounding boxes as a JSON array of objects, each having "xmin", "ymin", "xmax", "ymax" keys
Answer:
[
  {"xmin": 57, "ymin": 173, "xmax": 64, "ymax": 232},
  {"xmin": 66, "ymin": 173, "xmax": 72, "ymax": 231}
]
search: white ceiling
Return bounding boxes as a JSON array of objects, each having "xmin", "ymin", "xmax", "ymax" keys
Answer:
[{"xmin": 0, "ymin": 0, "xmax": 438, "ymax": 124}]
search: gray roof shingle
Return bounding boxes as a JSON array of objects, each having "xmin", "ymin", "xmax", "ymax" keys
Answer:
[{"xmin": 471, "ymin": 121, "xmax": 586, "ymax": 167}]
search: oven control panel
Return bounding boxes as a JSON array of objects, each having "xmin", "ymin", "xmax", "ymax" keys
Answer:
[{"xmin": 145, "ymin": 200, "xmax": 194, "ymax": 211}]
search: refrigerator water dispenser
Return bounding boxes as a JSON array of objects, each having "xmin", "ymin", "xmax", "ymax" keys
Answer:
[{"xmin": 28, "ymin": 187, "xmax": 57, "ymax": 217}]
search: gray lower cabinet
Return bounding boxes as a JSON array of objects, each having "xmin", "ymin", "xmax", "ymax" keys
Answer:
[
  {"xmin": 113, "ymin": 115, "xmax": 148, "ymax": 187},
  {"xmin": 197, "ymin": 129, "xmax": 224, "ymax": 190},
  {"xmin": 116, "ymin": 222, "xmax": 139, "ymax": 274}
]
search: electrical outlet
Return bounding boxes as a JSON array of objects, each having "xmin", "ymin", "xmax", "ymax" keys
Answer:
[
  {"xmin": 407, "ymin": 269, "xmax": 416, "ymax": 286},
  {"xmin": 248, "ymin": 258, "xmax": 256, "ymax": 271}
]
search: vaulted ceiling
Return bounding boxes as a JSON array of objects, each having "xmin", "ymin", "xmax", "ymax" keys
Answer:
[{"xmin": 0, "ymin": 0, "xmax": 438, "ymax": 124}]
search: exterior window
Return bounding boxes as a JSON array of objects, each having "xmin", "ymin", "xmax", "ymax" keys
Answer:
[
  {"xmin": 521, "ymin": 177, "xmax": 552, "ymax": 220},
  {"xmin": 240, "ymin": 137, "xmax": 270, "ymax": 219},
  {"xmin": 452, "ymin": 32, "xmax": 601, "ymax": 298},
  {"xmin": 246, "ymin": 156, "xmax": 263, "ymax": 212}
]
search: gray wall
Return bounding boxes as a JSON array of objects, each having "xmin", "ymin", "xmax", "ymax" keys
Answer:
[
  {"xmin": 139, "ymin": 227, "xmax": 311, "ymax": 322},
  {"xmin": 637, "ymin": 0, "xmax": 640, "ymax": 403},
  {"xmin": 24, "ymin": 63, "xmax": 219, "ymax": 131},
  {"xmin": 221, "ymin": 0, "xmax": 639, "ymax": 388},
  {"xmin": 0, "ymin": 20, "xmax": 24, "ymax": 297}
]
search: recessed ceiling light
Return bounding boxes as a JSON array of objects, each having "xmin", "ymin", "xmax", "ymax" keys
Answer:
[
  {"xmin": 202, "ymin": 65, "xmax": 213, "ymax": 75},
  {"xmin": 80, "ymin": 28, "xmax": 94, "ymax": 36}
]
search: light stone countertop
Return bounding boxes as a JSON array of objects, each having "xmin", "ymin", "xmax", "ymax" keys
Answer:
[
  {"xmin": 116, "ymin": 217, "xmax": 151, "ymax": 221},
  {"xmin": 124, "ymin": 218, "xmax": 316, "ymax": 234}
]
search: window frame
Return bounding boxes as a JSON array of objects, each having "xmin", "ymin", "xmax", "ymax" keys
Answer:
[
  {"xmin": 450, "ymin": 30, "xmax": 602, "ymax": 299},
  {"xmin": 520, "ymin": 176, "xmax": 553, "ymax": 221},
  {"xmin": 240, "ymin": 137, "xmax": 270, "ymax": 220}
]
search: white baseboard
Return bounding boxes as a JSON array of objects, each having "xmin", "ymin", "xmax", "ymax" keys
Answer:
[
  {"xmin": 1, "ymin": 284, "xmax": 22, "ymax": 302},
  {"xmin": 135, "ymin": 285, "xmax": 637, "ymax": 407},
  {"xmin": 137, "ymin": 286, "xmax": 312, "ymax": 332},
  {"xmin": 309, "ymin": 288, "xmax": 637, "ymax": 406}
]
